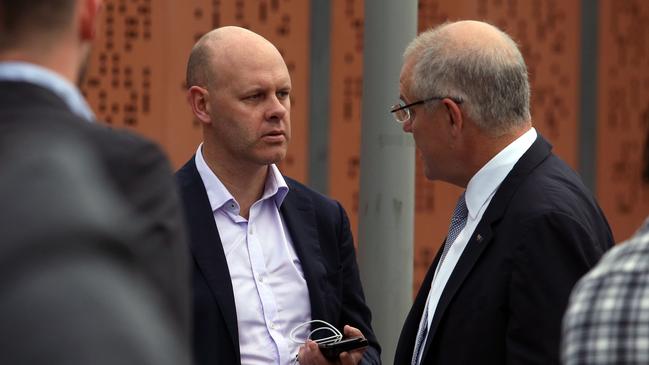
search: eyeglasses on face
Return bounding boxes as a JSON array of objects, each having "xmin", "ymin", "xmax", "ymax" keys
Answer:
[{"xmin": 390, "ymin": 96, "xmax": 463, "ymax": 124}]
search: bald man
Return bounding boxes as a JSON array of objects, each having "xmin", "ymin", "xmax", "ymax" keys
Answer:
[
  {"xmin": 176, "ymin": 27, "xmax": 380, "ymax": 365},
  {"xmin": 391, "ymin": 21, "xmax": 613, "ymax": 364}
]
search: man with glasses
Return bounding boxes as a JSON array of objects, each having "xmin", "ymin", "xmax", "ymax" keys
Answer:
[{"xmin": 392, "ymin": 20, "xmax": 613, "ymax": 365}]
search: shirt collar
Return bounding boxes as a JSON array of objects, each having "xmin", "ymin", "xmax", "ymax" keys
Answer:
[
  {"xmin": 464, "ymin": 127, "xmax": 537, "ymax": 219},
  {"xmin": 0, "ymin": 61, "xmax": 95, "ymax": 121},
  {"xmin": 194, "ymin": 143, "xmax": 289, "ymax": 213}
]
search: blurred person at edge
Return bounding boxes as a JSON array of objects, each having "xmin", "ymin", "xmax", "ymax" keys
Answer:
[{"xmin": 0, "ymin": 0, "xmax": 191, "ymax": 363}]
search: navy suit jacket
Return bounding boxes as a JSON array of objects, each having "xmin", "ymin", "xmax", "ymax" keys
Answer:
[
  {"xmin": 176, "ymin": 158, "xmax": 380, "ymax": 365},
  {"xmin": 394, "ymin": 135, "xmax": 614, "ymax": 365}
]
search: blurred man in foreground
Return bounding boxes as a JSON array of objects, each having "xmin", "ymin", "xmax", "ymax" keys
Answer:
[{"xmin": 0, "ymin": 0, "xmax": 190, "ymax": 362}]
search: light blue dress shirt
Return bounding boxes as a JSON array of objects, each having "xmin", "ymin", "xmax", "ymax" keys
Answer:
[{"xmin": 0, "ymin": 61, "xmax": 94, "ymax": 121}]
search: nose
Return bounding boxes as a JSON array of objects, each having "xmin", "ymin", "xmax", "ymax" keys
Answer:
[{"xmin": 265, "ymin": 95, "xmax": 288, "ymax": 121}]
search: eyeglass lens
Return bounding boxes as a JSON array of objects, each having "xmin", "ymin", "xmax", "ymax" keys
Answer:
[{"xmin": 391, "ymin": 104, "xmax": 409, "ymax": 123}]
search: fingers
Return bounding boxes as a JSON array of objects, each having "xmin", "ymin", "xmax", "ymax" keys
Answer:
[
  {"xmin": 298, "ymin": 340, "xmax": 329, "ymax": 365},
  {"xmin": 339, "ymin": 348, "xmax": 366, "ymax": 365},
  {"xmin": 341, "ymin": 325, "xmax": 367, "ymax": 365},
  {"xmin": 339, "ymin": 351, "xmax": 354, "ymax": 365},
  {"xmin": 299, "ymin": 326, "xmax": 367, "ymax": 365},
  {"xmin": 343, "ymin": 325, "xmax": 363, "ymax": 338}
]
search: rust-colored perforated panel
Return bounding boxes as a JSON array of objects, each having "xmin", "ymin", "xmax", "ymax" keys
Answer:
[
  {"xmin": 82, "ymin": 0, "xmax": 310, "ymax": 182},
  {"xmin": 329, "ymin": 0, "xmax": 364, "ymax": 237},
  {"xmin": 596, "ymin": 0, "xmax": 649, "ymax": 241},
  {"xmin": 413, "ymin": 0, "xmax": 581, "ymax": 291},
  {"xmin": 81, "ymin": 0, "xmax": 165, "ymax": 142}
]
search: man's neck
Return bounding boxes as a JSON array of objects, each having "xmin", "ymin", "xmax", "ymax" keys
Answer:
[
  {"xmin": 457, "ymin": 123, "xmax": 532, "ymax": 187},
  {"xmin": 202, "ymin": 145, "xmax": 269, "ymax": 219},
  {"xmin": 0, "ymin": 43, "xmax": 80, "ymax": 84}
]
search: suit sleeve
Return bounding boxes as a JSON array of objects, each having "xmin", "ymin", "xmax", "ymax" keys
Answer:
[
  {"xmin": 334, "ymin": 202, "xmax": 382, "ymax": 364},
  {"xmin": 505, "ymin": 211, "xmax": 605, "ymax": 365}
]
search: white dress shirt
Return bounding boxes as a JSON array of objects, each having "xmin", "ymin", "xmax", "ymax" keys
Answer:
[
  {"xmin": 416, "ymin": 128, "xmax": 537, "ymax": 364},
  {"xmin": 195, "ymin": 145, "xmax": 311, "ymax": 365},
  {"xmin": 0, "ymin": 61, "xmax": 95, "ymax": 121}
]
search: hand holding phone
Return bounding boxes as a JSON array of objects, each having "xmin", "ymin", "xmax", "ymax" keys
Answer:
[{"xmin": 318, "ymin": 337, "xmax": 368, "ymax": 361}]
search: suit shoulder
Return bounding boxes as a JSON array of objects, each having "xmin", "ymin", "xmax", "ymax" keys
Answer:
[
  {"xmin": 85, "ymin": 123, "xmax": 161, "ymax": 151},
  {"xmin": 84, "ymin": 124, "xmax": 171, "ymax": 168},
  {"xmin": 174, "ymin": 157, "xmax": 201, "ymax": 190},
  {"xmin": 284, "ymin": 176, "xmax": 340, "ymax": 207},
  {"xmin": 512, "ymin": 153, "xmax": 595, "ymax": 211}
]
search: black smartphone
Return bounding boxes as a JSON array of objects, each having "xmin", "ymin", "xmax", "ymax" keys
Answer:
[{"xmin": 318, "ymin": 337, "xmax": 369, "ymax": 360}]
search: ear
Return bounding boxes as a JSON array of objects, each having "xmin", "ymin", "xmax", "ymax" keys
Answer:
[
  {"xmin": 187, "ymin": 86, "xmax": 212, "ymax": 124},
  {"xmin": 78, "ymin": 0, "xmax": 102, "ymax": 41},
  {"xmin": 443, "ymin": 98, "xmax": 464, "ymax": 138}
]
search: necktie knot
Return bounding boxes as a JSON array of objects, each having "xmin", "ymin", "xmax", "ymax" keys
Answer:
[{"xmin": 450, "ymin": 193, "xmax": 468, "ymax": 224}]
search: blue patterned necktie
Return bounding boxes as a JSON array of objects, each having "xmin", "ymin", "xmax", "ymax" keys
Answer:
[
  {"xmin": 411, "ymin": 192, "xmax": 468, "ymax": 365},
  {"xmin": 439, "ymin": 192, "xmax": 468, "ymax": 264}
]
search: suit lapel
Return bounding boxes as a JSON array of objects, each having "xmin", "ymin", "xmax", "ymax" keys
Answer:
[
  {"xmin": 394, "ymin": 247, "xmax": 443, "ymax": 364},
  {"xmin": 420, "ymin": 135, "xmax": 553, "ymax": 360},
  {"xmin": 177, "ymin": 158, "xmax": 239, "ymax": 357},
  {"xmin": 280, "ymin": 181, "xmax": 329, "ymax": 322}
]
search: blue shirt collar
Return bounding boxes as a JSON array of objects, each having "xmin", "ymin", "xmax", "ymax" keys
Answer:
[{"xmin": 0, "ymin": 61, "xmax": 95, "ymax": 121}]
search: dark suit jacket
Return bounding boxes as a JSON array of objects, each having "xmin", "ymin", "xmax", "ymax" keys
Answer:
[
  {"xmin": 394, "ymin": 135, "xmax": 614, "ymax": 365},
  {"xmin": 176, "ymin": 158, "xmax": 381, "ymax": 365},
  {"xmin": 0, "ymin": 132, "xmax": 190, "ymax": 365},
  {"xmin": 0, "ymin": 81, "xmax": 190, "ymax": 338}
]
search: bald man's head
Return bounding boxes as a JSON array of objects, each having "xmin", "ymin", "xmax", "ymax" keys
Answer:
[
  {"xmin": 403, "ymin": 20, "xmax": 531, "ymax": 136},
  {"xmin": 186, "ymin": 26, "xmax": 284, "ymax": 90},
  {"xmin": 184, "ymin": 26, "xmax": 292, "ymax": 168}
]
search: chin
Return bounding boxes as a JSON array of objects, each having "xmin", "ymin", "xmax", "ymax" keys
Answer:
[
  {"xmin": 423, "ymin": 165, "xmax": 437, "ymax": 181},
  {"xmin": 258, "ymin": 151, "xmax": 287, "ymax": 165}
]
